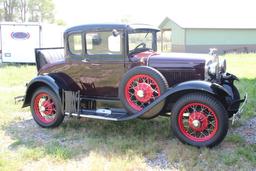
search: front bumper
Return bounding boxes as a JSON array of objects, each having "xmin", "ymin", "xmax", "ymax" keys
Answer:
[
  {"xmin": 231, "ymin": 93, "xmax": 248, "ymax": 124},
  {"xmin": 220, "ymin": 72, "xmax": 247, "ymax": 124}
]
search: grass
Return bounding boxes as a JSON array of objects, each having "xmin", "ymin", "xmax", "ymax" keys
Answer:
[
  {"xmin": 236, "ymin": 144, "xmax": 256, "ymax": 164},
  {"xmin": 224, "ymin": 53, "xmax": 256, "ymax": 119},
  {"xmin": 0, "ymin": 54, "xmax": 255, "ymax": 170},
  {"xmin": 225, "ymin": 134, "xmax": 245, "ymax": 144}
]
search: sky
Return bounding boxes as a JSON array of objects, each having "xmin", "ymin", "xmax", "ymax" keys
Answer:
[{"xmin": 54, "ymin": 0, "xmax": 256, "ymax": 27}]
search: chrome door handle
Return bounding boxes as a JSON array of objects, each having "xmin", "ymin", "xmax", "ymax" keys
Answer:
[{"xmin": 82, "ymin": 59, "xmax": 89, "ymax": 62}]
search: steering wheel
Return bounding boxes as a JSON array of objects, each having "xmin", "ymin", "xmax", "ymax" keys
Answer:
[
  {"xmin": 129, "ymin": 42, "xmax": 152, "ymax": 56},
  {"xmin": 134, "ymin": 42, "xmax": 146, "ymax": 49}
]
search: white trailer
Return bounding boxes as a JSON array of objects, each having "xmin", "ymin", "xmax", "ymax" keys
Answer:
[{"xmin": 0, "ymin": 23, "xmax": 64, "ymax": 63}]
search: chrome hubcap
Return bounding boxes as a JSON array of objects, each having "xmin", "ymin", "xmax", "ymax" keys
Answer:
[
  {"xmin": 39, "ymin": 106, "xmax": 45, "ymax": 113},
  {"xmin": 137, "ymin": 90, "xmax": 144, "ymax": 98},
  {"xmin": 192, "ymin": 120, "xmax": 201, "ymax": 128}
]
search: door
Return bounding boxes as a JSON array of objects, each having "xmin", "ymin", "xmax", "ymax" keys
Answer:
[
  {"xmin": 1, "ymin": 24, "xmax": 40, "ymax": 63},
  {"xmin": 66, "ymin": 30, "xmax": 125, "ymax": 99}
]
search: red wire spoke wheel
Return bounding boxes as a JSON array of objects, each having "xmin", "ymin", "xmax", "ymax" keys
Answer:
[
  {"xmin": 125, "ymin": 74, "xmax": 161, "ymax": 111},
  {"xmin": 119, "ymin": 66, "xmax": 168, "ymax": 118},
  {"xmin": 33, "ymin": 92, "xmax": 57, "ymax": 123},
  {"xmin": 178, "ymin": 103, "xmax": 218, "ymax": 142},
  {"xmin": 171, "ymin": 93, "xmax": 228, "ymax": 147},
  {"xmin": 31, "ymin": 87, "xmax": 64, "ymax": 128}
]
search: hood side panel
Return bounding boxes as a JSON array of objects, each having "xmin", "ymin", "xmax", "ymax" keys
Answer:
[{"xmin": 148, "ymin": 54, "xmax": 206, "ymax": 86}]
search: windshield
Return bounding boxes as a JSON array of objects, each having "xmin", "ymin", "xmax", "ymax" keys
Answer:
[{"xmin": 128, "ymin": 31, "xmax": 153, "ymax": 53}]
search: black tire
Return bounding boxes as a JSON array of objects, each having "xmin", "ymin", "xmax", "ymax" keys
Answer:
[
  {"xmin": 31, "ymin": 87, "xmax": 64, "ymax": 128},
  {"xmin": 119, "ymin": 66, "xmax": 168, "ymax": 118},
  {"xmin": 171, "ymin": 93, "xmax": 228, "ymax": 147}
]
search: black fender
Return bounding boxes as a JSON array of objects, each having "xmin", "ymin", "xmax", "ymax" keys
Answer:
[
  {"xmin": 169, "ymin": 80, "xmax": 232, "ymax": 98},
  {"xmin": 22, "ymin": 75, "xmax": 62, "ymax": 108},
  {"xmin": 163, "ymin": 80, "xmax": 232, "ymax": 110},
  {"xmin": 119, "ymin": 80, "xmax": 231, "ymax": 120}
]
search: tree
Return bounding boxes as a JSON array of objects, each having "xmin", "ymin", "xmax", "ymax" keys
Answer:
[
  {"xmin": 0, "ymin": 0, "xmax": 55, "ymax": 23},
  {"xmin": 55, "ymin": 19, "xmax": 66, "ymax": 26},
  {"xmin": 3, "ymin": 0, "xmax": 18, "ymax": 21},
  {"xmin": 17, "ymin": 0, "xmax": 28, "ymax": 22},
  {"xmin": 28, "ymin": 0, "xmax": 55, "ymax": 23}
]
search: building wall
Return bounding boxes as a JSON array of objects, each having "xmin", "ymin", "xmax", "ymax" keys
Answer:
[
  {"xmin": 186, "ymin": 29, "xmax": 256, "ymax": 45},
  {"xmin": 185, "ymin": 29, "xmax": 256, "ymax": 53},
  {"xmin": 160, "ymin": 19, "xmax": 186, "ymax": 52},
  {"xmin": 159, "ymin": 18, "xmax": 256, "ymax": 53}
]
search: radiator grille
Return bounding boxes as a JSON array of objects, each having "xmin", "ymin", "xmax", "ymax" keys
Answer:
[{"xmin": 164, "ymin": 71, "xmax": 202, "ymax": 86}]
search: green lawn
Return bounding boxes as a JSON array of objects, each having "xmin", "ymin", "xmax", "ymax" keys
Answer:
[{"xmin": 0, "ymin": 54, "xmax": 255, "ymax": 170}]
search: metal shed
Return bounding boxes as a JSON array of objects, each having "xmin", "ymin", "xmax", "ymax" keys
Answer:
[{"xmin": 159, "ymin": 17, "xmax": 256, "ymax": 53}]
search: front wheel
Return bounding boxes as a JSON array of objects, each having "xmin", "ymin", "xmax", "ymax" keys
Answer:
[
  {"xmin": 31, "ymin": 87, "xmax": 64, "ymax": 128},
  {"xmin": 171, "ymin": 93, "xmax": 228, "ymax": 147}
]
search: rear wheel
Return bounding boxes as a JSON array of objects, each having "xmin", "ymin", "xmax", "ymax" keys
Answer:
[
  {"xmin": 31, "ymin": 87, "xmax": 64, "ymax": 128},
  {"xmin": 119, "ymin": 66, "xmax": 168, "ymax": 118},
  {"xmin": 171, "ymin": 93, "xmax": 228, "ymax": 147}
]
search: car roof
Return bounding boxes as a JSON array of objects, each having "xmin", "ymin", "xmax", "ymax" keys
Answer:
[{"xmin": 64, "ymin": 23, "xmax": 160, "ymax": 33}]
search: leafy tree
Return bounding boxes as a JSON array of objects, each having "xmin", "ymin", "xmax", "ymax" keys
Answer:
[
  {"xmin": 0, "ymin": 0, "xmax": 55, "ymax": 23},
  {"xmin": 55, "ymin": 18, "xmax": 66, "ymax": 26},
  {"xmin": 3, "ymin": 0, "xmax": 18, "ymax": 21},
  {"xmin": 0, "ymin": 8, "xmax": 4, "ymax": 21},
  {"xmin": 17, "ymin": 0, "xmax": 28, "ymax": 22},
  {"xmin": 28, "ymin": 0, "xmax": 55, "ymax": 23}
]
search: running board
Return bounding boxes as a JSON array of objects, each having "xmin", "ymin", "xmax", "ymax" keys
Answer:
[
  {"xmin": 62, "ymin": 90, "xmax": 166, "ymax": 121},
  {"xmin": 65, "ymin": 108, "xmax": 129, "ymax": 121}
]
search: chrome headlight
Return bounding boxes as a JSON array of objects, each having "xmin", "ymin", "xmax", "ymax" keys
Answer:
[
  {"xmin": 208, "ymin": 61, "xmax": 218, "ymax": 76},
  {"xmin": 205, "ymin": 49, "xmax": 221, "ymax": 81}
]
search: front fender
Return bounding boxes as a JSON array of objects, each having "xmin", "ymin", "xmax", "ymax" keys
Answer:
[
  {"xmin": 171, "ymin": 80, "xmax": 232, "ymax": 97},
  {"xmin": 22, "ymin": 75, "xmax": 61, "ymax": 107}
]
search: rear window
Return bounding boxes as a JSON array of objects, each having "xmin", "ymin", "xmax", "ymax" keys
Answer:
[{"xmin": 68, "ymin": 33, "xmax": 83, "ymax": 55}]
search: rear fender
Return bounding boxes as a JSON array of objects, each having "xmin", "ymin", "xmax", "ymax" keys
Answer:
[{"xmin": 22, "ymin": 75, "xmax": 62, "ymax": 107}]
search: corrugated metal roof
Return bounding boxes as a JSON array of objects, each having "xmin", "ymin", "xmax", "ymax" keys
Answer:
[{"xmin": 161, "ymin": 16, "xmax": 256, "ymax": 29}]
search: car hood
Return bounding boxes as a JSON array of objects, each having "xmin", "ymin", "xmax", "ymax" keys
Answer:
[{"xmin": 147, "ymin": 52, "xmax": 213, "ymax": 68}]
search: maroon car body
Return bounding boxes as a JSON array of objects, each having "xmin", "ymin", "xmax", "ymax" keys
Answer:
[{"xmin": 22, "ymin": 24, "xmax": 247, "ymax": 147}]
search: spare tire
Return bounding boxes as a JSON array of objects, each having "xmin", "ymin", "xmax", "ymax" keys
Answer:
[{"xmin": 119, "ymin": 66, "xmax": 168, "ymax": 118}]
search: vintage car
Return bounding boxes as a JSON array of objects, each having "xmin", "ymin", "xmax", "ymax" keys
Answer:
[{"xmin": 22, "ymin": 23, "xmax": 247, "ymax": 147}]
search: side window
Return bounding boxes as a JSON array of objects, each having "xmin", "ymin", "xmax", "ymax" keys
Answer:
[
  {"xmin": 68, "ymin": 33, "xmax": 83, "ymax": 55},
  {"xmin": 86, "ymin": 31, "xmax": 122, "ymax": 55}
]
